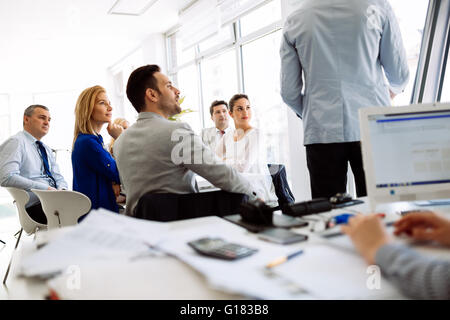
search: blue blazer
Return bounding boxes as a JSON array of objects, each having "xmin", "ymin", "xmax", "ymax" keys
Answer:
[{"xmin": 72, "ymin": 133, "xmax": 120, "ymax": 213}]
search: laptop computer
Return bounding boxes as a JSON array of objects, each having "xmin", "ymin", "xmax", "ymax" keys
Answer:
[{"xmin": 359, "ymin": 103, "xmax": 450, "ymax": 210}]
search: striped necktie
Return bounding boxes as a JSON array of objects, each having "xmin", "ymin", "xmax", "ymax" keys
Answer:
[{"xmin": 36, "ymin": 140, "xmax": 57, "ymax": 187}]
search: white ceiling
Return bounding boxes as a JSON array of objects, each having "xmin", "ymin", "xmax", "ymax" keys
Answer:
[{"xmin": 0, "ymin": 0, "xmax": 189, "ymax": 93}]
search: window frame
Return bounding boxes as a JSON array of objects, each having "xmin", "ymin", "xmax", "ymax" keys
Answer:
[
  {"xmin": 165, "ymin": 0, "xmax": 439, "ymax": 201},
  {"xmin": 437, "ymin": 2, "xmax": 450, "ymax": 102},
  {"xmin": 413, "ymin": 0, "xmax": 450, "ymax": 103},
  {"xmin": 166, "ymin": 0, "xmax": 284, "ymax": 131}
]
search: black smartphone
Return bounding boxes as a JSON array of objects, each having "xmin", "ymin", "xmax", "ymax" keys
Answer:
[{"xmin": 257, "ymin": 228, "xmax": 308, "ymax": 245}]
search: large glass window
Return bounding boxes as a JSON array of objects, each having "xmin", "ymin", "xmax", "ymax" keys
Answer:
[
  {"xmin": 166, "ymin": 0, "xmax": 292, "ymax": 188},
  {"xmin": 198, "ymin": 26, "xmax": 234, "ymax": 53},
  {"xmin": 440, "ymin": 50, "xmax": 450, "ymax": 102},
  {"xmin": 241, "ymin": 30, "xmax": 289, "ymax": 167},
  {"xmin": 200, "ymin": 49, "xmax": 238, "ymax": 127},
  {"xmin": 176, "ymin": 64, "xmax": 202, "ymax": 134},
  {"xmin": 166, "ymin": 0, "xmax": 431, "ymax": 200},
  {"xmin": 170, "ymin": 31, "xmax": 196, "ymax": 68},
  {"xmin": 239, "ymin": 0, "xmax": 282, "ymax": 37},
  {"xmin": 388, "ymin": 0, "xmax": 429, "ymax": 106}
]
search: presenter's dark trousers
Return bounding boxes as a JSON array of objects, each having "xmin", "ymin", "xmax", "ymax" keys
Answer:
[
  {"xmin": 26, "ymin": 202, "xmax": 47, "ymax": 224},
  {"xmin": 305, "ymin": 142, "xmax": 367, "ymax": 199}
]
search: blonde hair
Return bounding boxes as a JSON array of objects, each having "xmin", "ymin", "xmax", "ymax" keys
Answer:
[
  {"xmin": 108, "ymin": 118, "xmax": 129, "ymax": 155},
  {"xmin": 73, "ymin": 85, "xmax": 106, "ymax": 147}
]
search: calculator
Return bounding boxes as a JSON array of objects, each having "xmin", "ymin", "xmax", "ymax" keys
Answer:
[{"xmin": 187, "ymin": 237, "xmax": 258, "ymax": 260}]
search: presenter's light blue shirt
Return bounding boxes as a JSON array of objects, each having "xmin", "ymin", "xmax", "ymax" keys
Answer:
[
  {"xmin": 0, "ymin": 130, "xmax": 68, "ymax": 207},
  {"xmin": 280, "ymin": 0, "xmax": 410, "ymax": 145},
  {"xmin": 72, "ymin": 133, "xmax": 120, "ymax": 213}
]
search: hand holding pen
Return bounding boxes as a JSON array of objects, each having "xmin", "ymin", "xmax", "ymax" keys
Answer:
[
  {"xmin": 341, "ymin": 214, "xmax": 391, "ymax": 264},
  {"xmin": 327, "ymin": 213, "xmax": 385, "ymax": 229}
]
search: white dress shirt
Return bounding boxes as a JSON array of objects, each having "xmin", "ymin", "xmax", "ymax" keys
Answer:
[
  {"xmin": 201, "ymin": 126, "xmax": 231, "ymax": 151},
  {"xmin": 0, "ymin": 130, "xmax": 68, "ymax": 206},
  {"xmin": 216, "ymin": 128, "xmax": 277, "ymax": 203}
]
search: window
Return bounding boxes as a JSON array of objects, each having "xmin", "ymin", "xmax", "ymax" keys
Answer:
[
  {"xmin": 198, "ymin": 26, "xmax": 234, "ymax": 53},
  {"xmin": 241, "ymin": 30, "xmax": 289, "ymax": 166},
  {"xmin": 176, "ymin": 46, "xmax": 196, "ymax": 68},
  {"xmin": 239, "ymin": 0, "xmax": 282, "ymax": 37},
  {"xmin": 440, "ymin": 45, "xmax": 450, "ymax": 102},
  {"xmin": 166, "ymin": 0, "xmax": 291, "ymax": 188},
  {"xmin": 176, "ymin": 64, "xmax": 202, "ymax": 134},
  {"xmin": 167, "ymin": 32, "xmax": 196, "ymax": 69},
  {"xmin": 200, "ymin": 49, "xmax": 238, "ymax": 126},
  {"xmin": 388, "ymin": 0, "xmax": 429, "ymax": 106}
]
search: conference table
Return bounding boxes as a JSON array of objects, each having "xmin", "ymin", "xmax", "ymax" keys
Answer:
[{"xmin": 4, "ymin": 197, "xmax": 450, "ymax": 300}]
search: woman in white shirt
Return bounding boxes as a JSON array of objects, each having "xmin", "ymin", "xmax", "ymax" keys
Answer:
[{"xmin": 216, "ymin": 94, "xmax": 277, "ymax": 204}]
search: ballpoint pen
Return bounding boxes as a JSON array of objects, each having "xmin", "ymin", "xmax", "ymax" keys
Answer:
[
  {"xmin": 265, "ymin": 249, "xmax": 304, "ymax": 269},
  {"xmin": 327, "ymin": 213, "xmax": 386, "ymax": 228}
]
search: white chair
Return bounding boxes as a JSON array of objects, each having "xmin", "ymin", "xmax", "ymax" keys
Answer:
[
  {"xmin": 31, "ymin": 189, "xmax": 91, "ymax": 229},
  {"xmin": 3, "ymin": 187, "xmax": 47, "ymax": 284}
]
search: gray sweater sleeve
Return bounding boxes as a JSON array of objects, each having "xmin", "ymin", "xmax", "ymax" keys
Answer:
[{"xmin": 375, "ymin": 243, "xmax": 450, "ymax": 299}]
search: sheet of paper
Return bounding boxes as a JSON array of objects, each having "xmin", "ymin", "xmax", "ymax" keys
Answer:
[
  {"xmin": 158, "ymin": 217, "xmax": 313, "ymax": 299},
  {"xmin": 271, "ymin": 244, "xmax": 403, "ymax": 299},
  {"xmin": 45, "ymin": 256, "xmax": 243, "ymax": 300},
  {"xmin": 18, "ymin": 209, "xmax": 169, "ymax": 277}
]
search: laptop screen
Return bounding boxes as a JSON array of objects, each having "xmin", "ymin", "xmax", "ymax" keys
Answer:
[{"xmin": 368, "ymin": 109, "xmax": 450, "ymax": 189}]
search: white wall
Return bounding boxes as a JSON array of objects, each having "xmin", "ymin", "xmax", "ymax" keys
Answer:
[
  {"xmin": 108, "ymin": 33, "xmax": 167, "ymax": 126},
  {"xmin": 0, "ymin": 67, "xmax": 113, "ymax": 190},
  {"xmin": 0, "ymin": 0, "xmax": 176, "ymax": 197},
  {"xmin": 142, "ymin": 34, "xmax": 168, "ymax": 73}
]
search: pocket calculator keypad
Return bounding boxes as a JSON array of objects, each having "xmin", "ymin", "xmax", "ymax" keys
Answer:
[{"xmin": 188, "ymin": 237, "xmax": 258, "ymax": 260}]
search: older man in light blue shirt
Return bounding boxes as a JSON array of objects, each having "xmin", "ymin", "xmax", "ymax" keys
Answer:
[
  {"xmin": 0, "ymin": 105, "xmax": 67, "ymax": 223},
  {"xmin": 280, "ymin": 0, "xmax": 409, "ymax": 198}
]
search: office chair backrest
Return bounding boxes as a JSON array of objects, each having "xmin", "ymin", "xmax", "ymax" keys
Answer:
[
  {"xmin": 4, "ymin": 187, "xmax": 46, "ymax": 234},
  {"xmin": 31, "ymin": 189, "xmax": 91, "ymax": 229}
]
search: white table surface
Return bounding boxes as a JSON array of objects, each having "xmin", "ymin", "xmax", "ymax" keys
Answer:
[{"xmin": 4, "ymin": 197, "xmax": 450, "ymax": 300}]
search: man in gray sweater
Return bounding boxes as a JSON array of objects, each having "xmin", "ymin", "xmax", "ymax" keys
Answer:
[
  {"xmin": 342, "ymin": 211, "xmax": 450, "ymax": 299},
  {"xmin": 114, "ymin": 65, "xmax": 259, "ymax": 217}
]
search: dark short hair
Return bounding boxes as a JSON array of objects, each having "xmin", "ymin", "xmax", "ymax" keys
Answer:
[
  {"xmin": 24, "ymin": 104, "xmax": 49, "ymax": 117},
  {"xmin": 228, "ymin": 94, "xmax": 249, "ymax": 112},
  {"xmin": 126, "ymin": 64, "xmax": 161, "ymax": 112},
  {"xmin": 209, "ymin": 100, "xmax": 228, "ymax": 116}
]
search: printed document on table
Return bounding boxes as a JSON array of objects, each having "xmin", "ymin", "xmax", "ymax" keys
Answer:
[
  {"xmin": 158, "ymin": 217, "xmax": 313, "ymax": 299},
  {"xmin": 18, "ymin": 209, "xmax": 169, "ymax": 277},
  {"xmin": 271, "ymin": 244, "xmax": 404, "ymax": 299}
]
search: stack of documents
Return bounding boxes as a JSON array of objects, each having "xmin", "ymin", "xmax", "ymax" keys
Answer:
[
  {"xmin": 270, "ymin": 243, "xmax": 402, "ymax": 299},
  {"xmin": 157, "ymin": 217, "xmax": 314, "ymax": 300},
  {"xmin": 157, "ymin": 219, "xmax": 406, "ymax": 299},
  {"xmin": 18, "ymin": 209, "xmax": 169, "ymax": 278}
]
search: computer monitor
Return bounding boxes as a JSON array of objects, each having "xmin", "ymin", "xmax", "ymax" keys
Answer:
[{"xmin": 359, "ymin": 103, "xmax": 450, "ymax": 209}]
